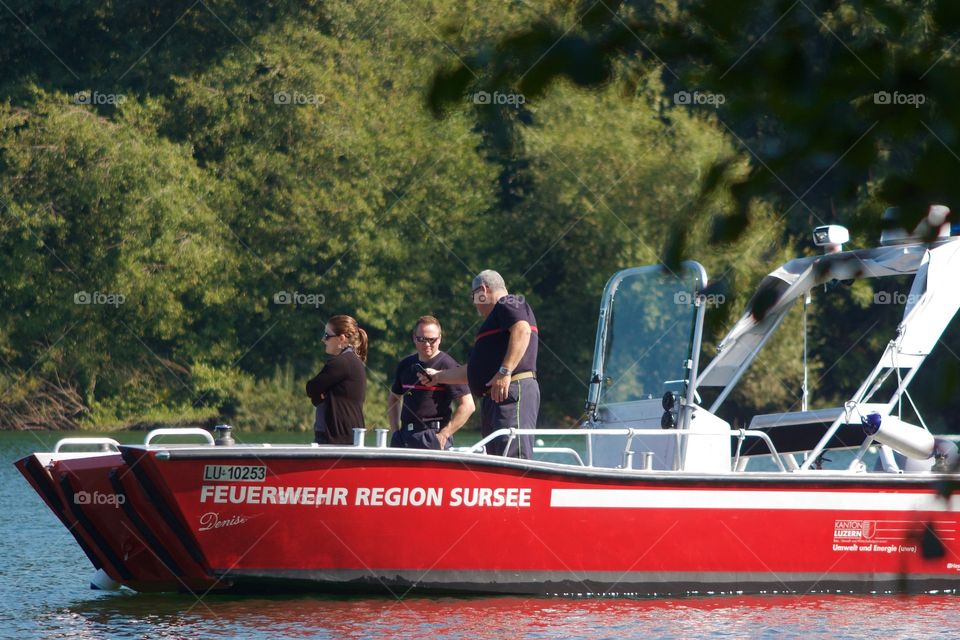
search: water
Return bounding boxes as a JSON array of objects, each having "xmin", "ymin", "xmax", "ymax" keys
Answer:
[{"xmin": 3, "ymin": 430, "xmax": 960, "ymax": 639}]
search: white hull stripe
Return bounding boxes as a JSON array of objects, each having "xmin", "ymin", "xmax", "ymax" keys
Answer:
[{"xmin": 550, "ymin": 489, "xmax": 960, "ymax": 512}]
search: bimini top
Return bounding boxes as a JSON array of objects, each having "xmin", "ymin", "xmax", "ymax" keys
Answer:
[{"xmin": 696, "ymin": 239, "xmax": 960, "ymax": 402}]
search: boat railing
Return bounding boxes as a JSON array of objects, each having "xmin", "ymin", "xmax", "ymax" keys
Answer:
[
  {"xmin": 53, "ymin": 437, "xmax": 121, "ymax": 453},
  {"xmin": 50, "ymin": 428, "xmax": 219, "ymax": 456},
  {"xmin": 144, "ymin": 428, "xmax": 216, "ymax": 446},
  {"xmin": 453, "ymin": 428, "xmax": 786, "ymax": 472},
  {"xmin": 529, "ymin": 447, "xmax": 585, "ymax": 466}
]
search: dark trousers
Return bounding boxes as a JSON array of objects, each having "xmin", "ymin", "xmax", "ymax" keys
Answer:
[
  {"xmin": 481, "ymin": 378, "xmax": 540, "ymax": 458},
  {"xmin": 390, "ymin": 425, "xmax": 451, "ymax": 450}
]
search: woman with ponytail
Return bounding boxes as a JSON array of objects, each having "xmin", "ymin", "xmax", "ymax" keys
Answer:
[{"xmin": 305, "ymin": 315, "xmax": 368, "ymax": 444}]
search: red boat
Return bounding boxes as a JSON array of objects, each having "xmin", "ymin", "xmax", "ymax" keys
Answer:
[{"xmin": 16, "ymin": 219, "xmax": 960, "ymax": 596}]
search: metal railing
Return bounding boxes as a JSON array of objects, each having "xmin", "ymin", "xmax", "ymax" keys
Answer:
[
  {"xmin": 52, "ymin": 428, "xmax": 216, "ymax": 455},
  {"xmin": 144, "ymin": 428, "xmax": 215, "ymax": 446},
  {"xmin": 48, "ymin": 427, "xmax": 785, "ymax": 472},
  {"xmin": 453, "ymin": 427, "xmax": 786, "ymax": 472},
  {"xmin": 53, "ymin": 438, "xmax": 121, "ymax": 453}
]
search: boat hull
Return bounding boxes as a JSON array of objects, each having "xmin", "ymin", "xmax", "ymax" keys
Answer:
[
  {"xmin": 21, "ymin": 446, "xmax": 957, "ymax": 595},
  {"xmin": 16, "ymin": 450, "xmax": 219, "ymax": 593}
]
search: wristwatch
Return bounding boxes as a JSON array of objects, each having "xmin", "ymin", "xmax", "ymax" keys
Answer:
[{"xmin": 498, "ymin": 366, "xmax": 512, "ymax": 376}]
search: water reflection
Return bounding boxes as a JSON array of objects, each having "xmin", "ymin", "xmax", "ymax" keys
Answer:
[{"xmin": 33, "ymin": 593, "xmax": 960, "ymax": 639}]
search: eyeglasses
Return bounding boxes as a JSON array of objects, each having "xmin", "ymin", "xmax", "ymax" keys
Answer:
[
  {"xmin": 414, "ymin": 336, "xmax": 440, "ymax": 344},
  {"xmin": 323, "ymin": 332, "xmax": 339, "ymax": 340},
  {"xmin": 471, "ymin": 286, "xmax": 487, "ymax": 303}
]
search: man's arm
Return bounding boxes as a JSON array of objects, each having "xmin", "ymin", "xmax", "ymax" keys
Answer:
[
  {"xmin": 501, "ymin": 320, "xmax": 531, "ymax": 372},
  {"xmin": 486, "ymin": 320, "xmax": 531, "ymax": 402},
  {"xmin": 424, "ymin": 363, "xmax": 468, "ymax": 385},
  {"xmin": 437, "ymin": 394, "xmax": 476, "ymax": 448},
  {"xmin": 387, "ymin": 392, "xmax": 402, "ymax": 431}
]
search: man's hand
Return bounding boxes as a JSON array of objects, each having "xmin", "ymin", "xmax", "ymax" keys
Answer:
[
  {"xmin": 437, "ymin": 428, "xmax": 452, "ymax": 449},
  {"xmin": 486, "ymin": 371, "xmax": 510, "ymax": 403},
  {"xmin": 418, "ymin": 368, "xmax": 440, "ymax": 384}
]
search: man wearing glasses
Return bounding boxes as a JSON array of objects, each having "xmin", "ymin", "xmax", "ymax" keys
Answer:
[
  {"xmin": 421, "ymin": 270, "xmax": 539, "ymax": 458},
  {"xmin": 389, "ymin": 315, "xmax": 475, "ymax": 450}
]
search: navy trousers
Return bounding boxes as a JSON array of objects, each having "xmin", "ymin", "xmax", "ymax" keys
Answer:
[{"xmin": 480, "ymin": 377, "xmax": 540, "ymax": 458}]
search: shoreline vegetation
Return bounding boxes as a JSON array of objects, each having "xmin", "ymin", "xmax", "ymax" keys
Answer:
[
  {"xmin": 5, "ymin": 2, "xmax": 960, "ymax": 434},
  {"xmin": 0, "ymin": 0, "xmax": 794, "ymax": 435},
  {"xmin": 5, "ymin": 364, "xmax": 399, "ymax": 433}
]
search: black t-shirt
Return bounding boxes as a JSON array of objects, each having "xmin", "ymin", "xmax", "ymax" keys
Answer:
[
  {"xmin": 467, "ymin": 295, "xmax": 538, "ymax": 397},
  {"xmin": 391, "ymin": 351, "xmax": 470, "ymax": 427}
]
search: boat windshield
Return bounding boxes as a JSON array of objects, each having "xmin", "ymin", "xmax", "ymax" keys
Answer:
[{"xmin": 595, "ymin": 262, "xmax": 706, "ymax": 406}]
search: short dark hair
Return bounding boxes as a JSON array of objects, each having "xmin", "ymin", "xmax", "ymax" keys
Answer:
[{"xmin": 413, "ymin": 315, "xmax": 441, "ymax": 335}]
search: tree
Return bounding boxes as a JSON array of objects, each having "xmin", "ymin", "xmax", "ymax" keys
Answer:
[{"xmin": 0, "ymin": 95, "xmax": 229, "ymax": 426}]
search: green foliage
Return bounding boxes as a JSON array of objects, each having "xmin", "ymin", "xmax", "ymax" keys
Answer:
[
  {"xmin": 84, "ymin": 403, "xmax": 220, "ymax": 432},
  {"xmin": 229, "ymin": 362, "xmax": 393, "ymax": 432},
  {"xmin": 190, "ymin": 362, "xmax": 253, "ymax": 416},
  {"xmin": 0, "ymin": 95, "xmax": 231, "ymax": 426},
  {"xmin": 234, "ymin": 364, "xmax": 311, "ymax": 432},
  {"xmin": 3, "ymin": 0, "xmax": 958, "ymax": 433},
  {"xmin": 159, "ymin": 16, "xmax": 498, "ymax": 382},
  {"xmin": 361, "ymin": 375, "xmax": 392, "ymax": 432},
  {"xmin": 428, "ymin": 0, "xmax": 960, "ymax": 239}
]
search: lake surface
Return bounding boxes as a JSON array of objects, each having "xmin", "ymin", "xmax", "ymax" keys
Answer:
[{"xmin": 3, "ymin": 430, "xmax": 960, "ymax": 639}]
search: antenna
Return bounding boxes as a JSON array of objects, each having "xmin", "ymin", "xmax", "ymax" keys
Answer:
[{"xmin": 802, "ymin": 291, "xmax": 810, "ymax": 412}]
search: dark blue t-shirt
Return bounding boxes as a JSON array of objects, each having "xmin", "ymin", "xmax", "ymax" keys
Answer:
[
  {"xmin": 391, "ymin": 351, "xmax": 469, "ymax": 427},
  {"xmin": 467, "ymin": 295, "xmax": 538, "ymax": 397}
]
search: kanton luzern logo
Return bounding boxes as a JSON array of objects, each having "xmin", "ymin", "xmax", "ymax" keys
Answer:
[{"xmin": 833, "ymin": 519, "xmax": 877, "ymax": 540}]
